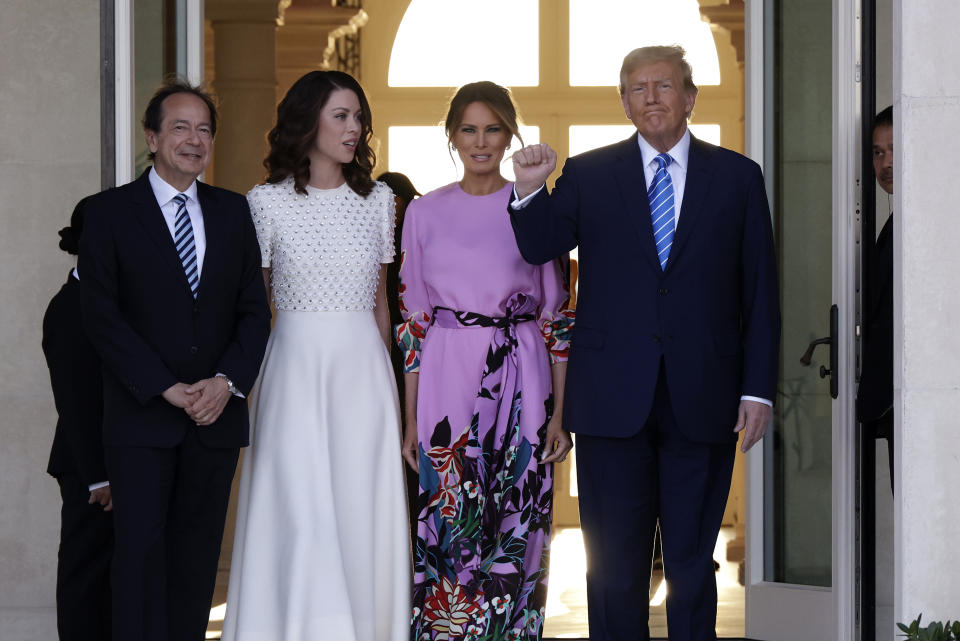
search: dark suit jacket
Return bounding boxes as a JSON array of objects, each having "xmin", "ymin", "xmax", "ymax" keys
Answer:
[
  {"xmin": 857, "ymin": 214, "xmax": 893, "ymax": 423},
  {"xmin": 79, "ymin": 170, "xmax": 271, "ymax": 449},
  {"xmin": 42, "ymin": 272, "xmax": 108, "ymax": 485},
  {"xmin": 510, "ymin": 135, "xmax": 780, "ymax": 443}
]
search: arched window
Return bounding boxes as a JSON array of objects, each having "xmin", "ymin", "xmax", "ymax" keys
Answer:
[
  {"xmin": 569, "ymin": 0, "xmax": 721, "ymax": 86},
  {"xmin": 389, "ymin": 0, "xmax": 539, "ymax": 87},
  {"xmin": 374, "ymin": 0, "xmax": 732, "ymax": 194}
]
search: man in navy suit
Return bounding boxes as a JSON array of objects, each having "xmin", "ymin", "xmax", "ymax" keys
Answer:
[
  {"xmin": 79, "ymin": 81, "xmax": 271, "ymax": 641},
  {"xmin": 510, "ymin": 46, "xmax": 779, "ymax": 640}
]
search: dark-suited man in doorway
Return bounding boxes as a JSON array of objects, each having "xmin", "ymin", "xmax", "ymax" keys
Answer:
[
  {"xmin": 857, "ymin": 106, "xmax": 895, "ymax": 490},
  {"xmin": 509, "ymin": 46, "xmax": 780, "ymax": 640},
  {"xmin": 79, "ymin": 81, "xmax": 271, "ymax": 641},
  {"xmin": 42, "ymin": 196, "xmax": 113, "ymax": 640}
]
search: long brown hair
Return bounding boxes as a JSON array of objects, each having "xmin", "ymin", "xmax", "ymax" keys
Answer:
[{"xmin": 264, "ymin": 71, "xmax": 376, "ymax": 196}]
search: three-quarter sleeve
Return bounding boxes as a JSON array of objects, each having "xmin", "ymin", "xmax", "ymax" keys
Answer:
[
  {"xmin": 394, "ymin": 202, "xmax": 431, "ymax": 373},
  {"xmin": 246, "ymin": 186, "xmax": 273, "ymax": 268},
  {"xmin": 379, "ymin": 184, "xmax": 397, "ymax": 264},
  {"xmin": 537, "ymin": 254, "xmax": 575, "ymax": 364}
]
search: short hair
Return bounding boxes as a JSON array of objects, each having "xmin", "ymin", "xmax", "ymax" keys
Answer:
[
  {"xmin": 619, "ymin": 45, "xmax": 698, "ymax": 96},
  {"xmin": 376, "ymin": 172, "xmax": 420, "ymax": 205},
  {"xmin": 444, "ymin": 81, "xmax": 524, "ymax": 150},
  {"xmin": 57, "ymin": 195, "xmax": 93, "ymax": 256},
  {"xmin": 874, "ymin": 105, "xmax": 893, "ymax": 131},
  {"xmin": 264, "ymin": 71, "xmax": 376, "ymax": 197},
  {"xmin": 142, "ymin": 79, "xmax": 218, "ymax": 161}
]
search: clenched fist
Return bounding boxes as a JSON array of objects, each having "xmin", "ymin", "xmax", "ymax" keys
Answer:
[{"xmin": 512, "ymin": 143, "xmax": 558, "ymax": 199}]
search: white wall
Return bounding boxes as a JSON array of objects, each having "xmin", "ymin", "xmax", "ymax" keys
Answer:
[
  {"xmin": 0, "ymin": 0, "xmax": 101, "ymax": 637},
  {"xmin": 894, "ymin": 0, "xmax": 960, "ymax": 631}
]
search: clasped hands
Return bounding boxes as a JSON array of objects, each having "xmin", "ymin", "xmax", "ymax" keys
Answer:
[{"xmin": 162, "ymin": 377, "xmax": 232, "ymax": 426}]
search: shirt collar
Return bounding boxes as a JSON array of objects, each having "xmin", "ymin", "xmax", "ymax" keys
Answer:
[
  {"xmin": 148, "ymin": 166, "xmax": 199, "ymax": 208},
  {"xmin": 637, "ymin": 128, "xmax": 691, "ymax": 171}
]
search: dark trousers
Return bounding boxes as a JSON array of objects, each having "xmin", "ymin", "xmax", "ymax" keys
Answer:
[
  {"xmin": 107, "ymin": 428, "xmax": 239, "ymax": 641},
  {"xmin": 576, "ymin": 366, "xmax": 736, "ymax": 641},
  {"xmin": 56, "ymin": 473, "xmax": 114, "ymax": 641}
]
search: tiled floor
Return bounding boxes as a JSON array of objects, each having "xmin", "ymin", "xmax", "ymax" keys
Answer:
[
  {"xmin": 542, "ymin": 526, "xmax": 745, "ymax": 639},
  {"xmin": 206, "ymin": 526, "xmax": 745, "ymax": 640}
]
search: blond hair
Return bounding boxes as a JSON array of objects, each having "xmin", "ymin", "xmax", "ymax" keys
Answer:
[{"xmin": 619, "ymin": 45, "xmax": 698, "ymax": 96}]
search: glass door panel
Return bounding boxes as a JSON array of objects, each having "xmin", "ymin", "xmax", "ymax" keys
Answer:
[{"xmin": 767, "ymin": 0, "xmax": 834, "ymax": 588}]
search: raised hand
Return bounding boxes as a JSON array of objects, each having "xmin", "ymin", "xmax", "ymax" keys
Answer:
[{"xmin": 512, "ymin": 143, "xmax": 558, "ymax": 200}]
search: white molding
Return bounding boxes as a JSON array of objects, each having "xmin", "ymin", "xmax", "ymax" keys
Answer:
[
  {"xmin": 832, "ymin": 0, "xmax": 860, "ymax": 639},
  {"xmin": 743, "ymin": 0, "xmax": 766, "ymax": 599},
  {"xmin": 744, "ymin": 0, "xmax": 765, "ymax": 167},
  {"xmin": 114, "ymin": 0, "xmax": 133, "ymax": 186},
  {"xmin": 186, "ymin": 0, "xmax": 204, "ymax": 85},
  {"xmin": 748, "ymin": 583, "xmax": 833, "ymax": 641}
]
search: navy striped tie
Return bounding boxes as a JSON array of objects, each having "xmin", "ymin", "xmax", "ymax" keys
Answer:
[
  {"xmin": 648, "ymin": 153, "xmax": 676, "ymax": 271},
  {"xmin": 172, "ymin": 193, "xmax": 199, "ymax": 298}
]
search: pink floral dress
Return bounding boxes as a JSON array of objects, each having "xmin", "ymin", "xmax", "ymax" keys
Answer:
[{"xmin": 396, "ymin": 182, "xmax": 573, "ymax": 641}]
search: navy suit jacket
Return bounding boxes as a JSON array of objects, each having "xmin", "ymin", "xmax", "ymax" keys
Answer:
[
  {"xmin": 510, "ymin": 135, "xmax": 780, "ymax": 443},
  {"xmin": 79, "ymin": 170, "xmax": 271, "ymax": 449},
  {"xmin": 42, "ymin": 273, "xmax": 107, "ymax": 485}
]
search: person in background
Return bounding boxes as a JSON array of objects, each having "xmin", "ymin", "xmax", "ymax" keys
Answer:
[
  {"xmin": 42, "ymin": 196, "xmax": 113, "ymax": 641},
  {"xmin": 857, "ymin": 105, "xmax": 895, "ymax": 491},
  {"xmin": 398, "ymin": 81, "xmax": 574, "ymax": 640},
  {"xmin": 376, "ymin": 170, "xmax": 421, "ymax": 541}
]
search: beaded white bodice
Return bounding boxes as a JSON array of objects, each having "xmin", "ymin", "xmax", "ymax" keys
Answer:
[{"xmin": 247, "ymin": 179, "xmax": 395, "ymax": 312}]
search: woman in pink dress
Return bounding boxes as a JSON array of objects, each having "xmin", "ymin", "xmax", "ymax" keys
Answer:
[{"xmin": 396, "ymin": 81, "xmax": 574, "ymax": 641}]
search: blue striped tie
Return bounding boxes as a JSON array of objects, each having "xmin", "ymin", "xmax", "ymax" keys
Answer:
[
  {"xmin": 648, "ymin": 153, "xmax": 676, "ymax": 271},
  {"xmin": 172, "ymin": 193, "xmax": 199, "ymax": 298}
]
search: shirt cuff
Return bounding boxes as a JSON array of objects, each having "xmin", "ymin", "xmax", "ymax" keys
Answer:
[
  {"xmin": 740, "ymin": 395, "xmax": 773, "ymax": 407},
  {"xmin": 510, "ymin": 184, "xmax": 545, "ymax": 209},
  {"xmin": 88, "ymin": 481, "xmax": 110, "ymax": 491}
]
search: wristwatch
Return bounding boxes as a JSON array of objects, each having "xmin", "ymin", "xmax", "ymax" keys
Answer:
[{"xmin": 216, "ymin": 373, "xmax": 239, "ymax": 395}]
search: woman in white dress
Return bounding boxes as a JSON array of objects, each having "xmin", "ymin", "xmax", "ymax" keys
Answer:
[{"xmin": 222, "ymin": 70, "xmax": 410, "ymax": 641}]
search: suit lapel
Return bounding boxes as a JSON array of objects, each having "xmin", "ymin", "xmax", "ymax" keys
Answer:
[
  {"xmin": 667, "ymin": 136, "xmax": 714, "ymax": 271},
  {"xmin": 613, "ymin": 137, "xmax": 662, "ymax": 271},
  {"xmin": 195, "ymin": 182, "xmax": 220, "ymax": 299},
  {"xmin": 130, "ymin": 170, "xmax": 195, "ymax": 298}
]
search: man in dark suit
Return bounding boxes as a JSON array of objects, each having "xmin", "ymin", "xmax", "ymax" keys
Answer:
[
  {"xmin": 43, "ymin": 196, "xmax": 113, "ymax": 640},
  {"xmin": 857, "ymin": 106, "xmax": 895, "ymax": 490},
  {"xmin": 509, "ymin": 46, "xmax": 779, "ymax": 640},
  {"xmin": 79, "ymin": 81, "xmax": 271, "ymax": 641}
]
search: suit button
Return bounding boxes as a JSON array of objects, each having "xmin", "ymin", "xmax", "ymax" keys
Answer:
[
  {"xmin": 653, "ymin": 334, "xmax": 662, "ymax": 344},
  {"xmin": 193, "ymin": 304, "xmax": 199, "ymax": 313},
  {"xmin": 190, "ymin": 346, "xmax": 199, "ymax": 355}
]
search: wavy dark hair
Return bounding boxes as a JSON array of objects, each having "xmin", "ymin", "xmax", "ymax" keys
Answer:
[
  {"xmin": 444, "ymin": 81, "xmax": 523, "ymax": 150},
  {"xmin": 264, "ymin": 71, "xmax": 376, "ymax": 197}
]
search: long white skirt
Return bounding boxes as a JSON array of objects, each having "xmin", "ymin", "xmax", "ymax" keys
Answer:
[{"xmin": 222, "ymin": 310, "xmax": 411, "ymax": 641}]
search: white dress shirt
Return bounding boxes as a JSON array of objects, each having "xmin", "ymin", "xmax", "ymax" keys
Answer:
[
  {"xmin": 148, "ymin": 167, "xmax": 206, "ymax": 279},
  {"xmin": 511, "ymin": 130, "xmax": 772, "ymax": 408}
]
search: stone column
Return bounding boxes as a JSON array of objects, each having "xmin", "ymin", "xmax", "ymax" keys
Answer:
[
  {"xmin": 893, "ymin": 0, "xmax": 960, "ymax": 631},
  {"xmin": 206, "ymin": 0, "xmax": 284, "ymax": 193}
]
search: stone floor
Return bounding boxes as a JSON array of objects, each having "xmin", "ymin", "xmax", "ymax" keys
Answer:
[{"xmin": 205, "ymin": 526, "xmax": 745, "ymax": 640}]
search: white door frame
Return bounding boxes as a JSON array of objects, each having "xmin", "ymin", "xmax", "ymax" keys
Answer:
[{"xmin": 743, "ymin": 0, "xmax": 860, "ymax": 639}]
